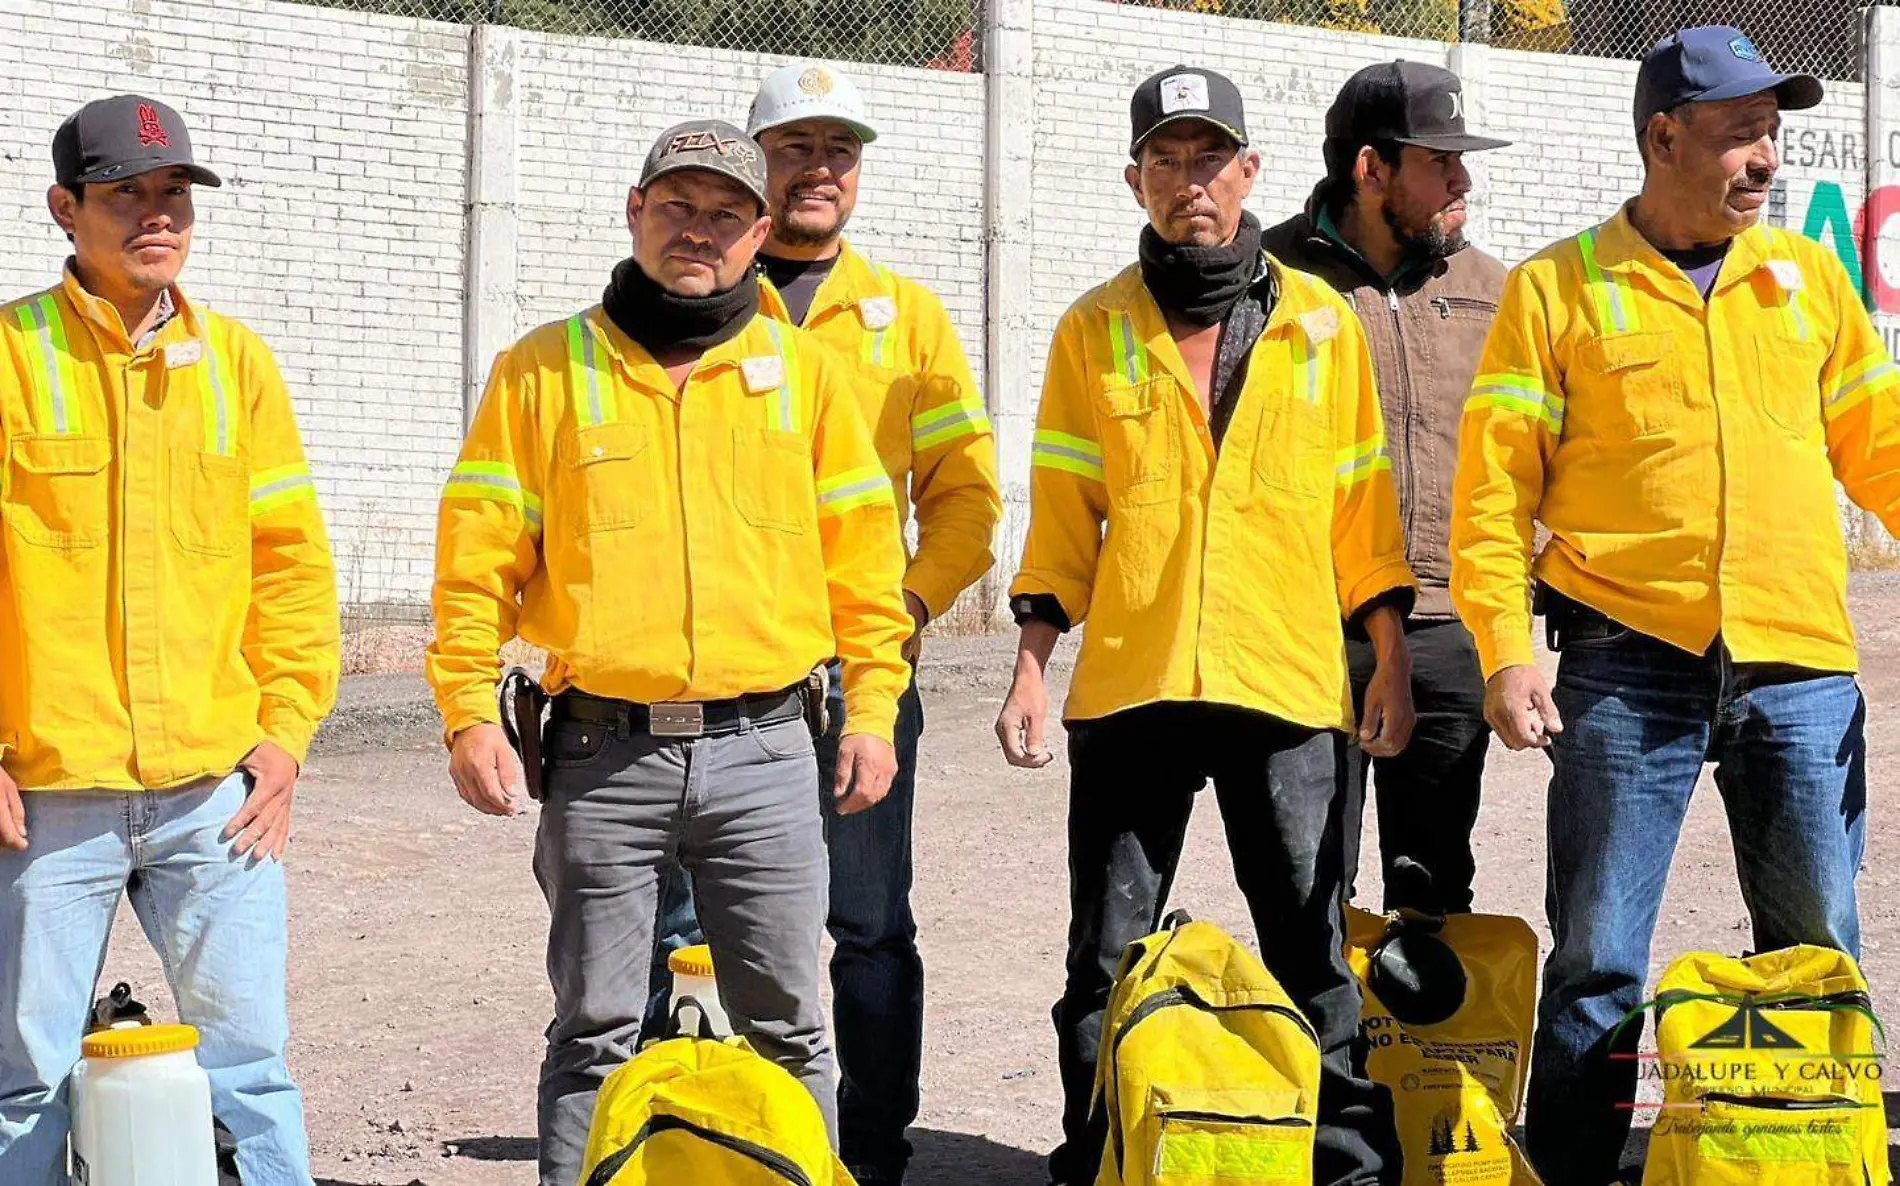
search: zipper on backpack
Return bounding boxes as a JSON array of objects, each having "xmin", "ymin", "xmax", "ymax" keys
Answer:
[
  {"xmin": 1160, "ymin": 1109, "xmax": 1312, "ymax": 1128},
  {"xmin": 1702, "ymin": 1092, "xmax": 1865, "ymax": 1112},
  {"xmin": 584, "ymin": 1113, "xmax": 816, "ymax": 1186}
]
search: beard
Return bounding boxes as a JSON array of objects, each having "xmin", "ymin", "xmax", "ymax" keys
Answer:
[
  {"xmin": 1383, "ymin": 197, "xmax": 1466, "ymax": 262},
  {"xmin": 773, "ymin": 200, "xmax": 850, "ymax": 249}
]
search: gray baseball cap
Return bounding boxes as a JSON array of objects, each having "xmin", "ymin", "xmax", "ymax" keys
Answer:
[{"xmin": 639, "ymin": 119, "xmax": 768, "ymax": 211}]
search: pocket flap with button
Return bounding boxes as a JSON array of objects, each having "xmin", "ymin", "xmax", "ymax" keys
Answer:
[
  {"xmin": 733, "ymin": 427, "xmax": 811, "ymax": 532},
  {"xmin": 1100, "ymin": 379, "xmax": 1160, "ymax": 419},
  {"xmin": 1583, "ymin": 331, "xmax": 1669, "ymax": 374},
  {"xmin": 13, "ymin": 435, "xmax": 111, "ymax": 475},
  {"xmin": 573, "ymin": 420, "xmax": 648, "ymax": 466}
]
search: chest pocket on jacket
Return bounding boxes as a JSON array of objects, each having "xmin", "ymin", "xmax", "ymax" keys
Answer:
[
  {"xmin": 733, "ymin": 427, "xmax": 811, "ymax": 534},
  {"xmin": 1250, "ymin": 337, "xmax": 1332, "ymax": 498},
  {"xmin": 5, "ymin": 435, "xmax": 111, "ymax": 550},
  {"xmin": 565, "ymin": 420, "xmax": 652, "ymax": 534},
  {"xmin": 169, "ymin": 451, "xmax": 248, "ymax": 557},
  {"xmin": 1757, "ymin": 333, "xmax": 1828, "ymax": 437},
  {"xmin": 1095, "ymin": 377, "xmax": 1176, "ymax": 507},
  {"xmin": 1573, "ymin": 331, "xmax": 1684, "ymax": 439}
]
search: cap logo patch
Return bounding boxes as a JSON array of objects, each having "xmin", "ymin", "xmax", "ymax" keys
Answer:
[
  {"xmin": 798, "ymin": 67, "xmax": 834, "ymax": 96},
  {"xmin": 1730, "ymin": 35, "xmax": 1762, "ymax": 62},
  {"xmin": 664, "ymin": 129, "xmax": 755, "ymax": 166},
  {"xmin": 1446, "ymin": 90, "xmax": 1466, "ymax": 121},
  {"xmin": 1160, "ymin": 73, "xmax": 1210, "ymax": 115},
  {"xmin": 136, "ymin": 104, "xmax": 170, "ymax": 148}
]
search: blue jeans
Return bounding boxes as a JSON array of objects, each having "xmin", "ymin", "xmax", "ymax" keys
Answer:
[
  {"xmin": 1523, "ymin": 630, "xmax": 1866, "ymax": 1186},
  {"xmin": 0, "ymin": 773, "xmax": 311, "ymax": 1186},
  {"xmin": 641, "ymin": 672, "xmax": 926, "ymax": 1181}
]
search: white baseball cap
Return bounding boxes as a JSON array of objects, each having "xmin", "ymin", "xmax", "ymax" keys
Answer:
[{"xmin": 747, "ymin": 63, "xmax": 879, "ymax": 145}]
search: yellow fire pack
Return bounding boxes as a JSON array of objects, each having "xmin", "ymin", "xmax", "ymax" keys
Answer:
[
  {"xmin": 1641, "ymin": 946, "xmax": 1888, "ymax": 1186},
  {"xmin": 1345, "ymin": 907, "xmax": 1541, "ymax": 1186}
]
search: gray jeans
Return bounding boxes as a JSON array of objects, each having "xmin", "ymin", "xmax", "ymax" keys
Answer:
[{"xmin": 531, "ymin": 710, "xmax": 834, "ymax": 1186}]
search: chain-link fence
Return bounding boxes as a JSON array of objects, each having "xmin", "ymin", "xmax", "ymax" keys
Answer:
[
  {"xmin": 294, "ymin": 0, "xmax": 981, "ymax": 69},
  {"xmin": 1121, "ymin": 0, "xmax": 1872, "ymax": 79}
]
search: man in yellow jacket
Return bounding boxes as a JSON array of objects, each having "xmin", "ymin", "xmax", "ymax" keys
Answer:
[
  {"xmin": 0, "ymin": 96, "xmax": 339, "ymax": 1184},
  {"xmin": 996, "ymin": 67, "xmax": 1414, "ymax": 1186},
  {"xmin": 427, "ymin": 118, "xmax": 913, "ymax": 1186},
  {"xmin": 1449, "ymin": 27, "xmax": 1894, "ymax": 1184},
  {"xmin": 636, "ymin": 64, "xmax": 1000, "ymax": 1186}
]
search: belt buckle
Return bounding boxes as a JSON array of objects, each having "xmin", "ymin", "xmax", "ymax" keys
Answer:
[{"xmin": 649, "ymin": 703, "xmax": 705, "ymax": 738}]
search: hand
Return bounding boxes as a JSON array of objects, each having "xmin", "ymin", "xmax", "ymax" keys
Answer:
[
  {"xmin": 902, "ymin": 591, "xmax": 929, "ymax": 667},
  {"xmin": 0, "ymin": 766, "xmax": 25, "ymax": 852},
  {"xmin": 834, "ymin": 733, "xmax": 898, "ymax": 815},
  {"xmin": 997, "ymin": 663, "xmax": 1055, "ymax": 769},
  {"xmin": 1485, "ymin": 665, "xmax": 1565, "ymax": 750},
  {"xmin": 1359, "ymin": 658, "xmax": 1416, "ymax": 759},
  {"xmin": 226, "ymin": 740, "xmax": 300, "ymax": 861},
  {"xmin": 449, "ymin": 723, "xmax": 525, "ymax": 817}
]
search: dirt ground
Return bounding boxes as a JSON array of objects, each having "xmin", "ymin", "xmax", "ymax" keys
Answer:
[{"xmin": 95, "ymin": 576, "xmax": 1900, "ymax": 1185}]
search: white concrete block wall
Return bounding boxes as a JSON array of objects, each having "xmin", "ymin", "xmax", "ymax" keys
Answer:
[
  {"xmin": 0, "ymin": 0, "xmax": 470, "ymax": 606},
  {"xmin": 510, "ymin": 35, "xmax": 988, "ymax": 382},
  {"xmin": 0, "ymin": 0, "xmax": 1885, "ymax": 612},
  {"xmin": 1026, "ymin": 0, "xmax": 1453, "ymax": 397}
]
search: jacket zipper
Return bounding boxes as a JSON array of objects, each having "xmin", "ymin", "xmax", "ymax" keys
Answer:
[
  {"xmin": 1106, "ymin": 986, "xmax": 1320, "ymax": 1169},
  {"xmin": 583, "ymin": 1113, "xmax": 816, "ymax": 1186},
  {"xmin": 1431, "ymin": 295, "xmax": 1499, "ymax": 317},
  {"xmin": 1387, "ymin": 287, "xmax": 1417, "ymax": 547}
]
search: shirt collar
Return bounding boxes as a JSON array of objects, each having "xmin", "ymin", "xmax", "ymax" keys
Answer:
[
  {"xmin": 1314, "ymin": 204, "xmax": 1436, "ymax": 289},
  {"xmin": 59, "ymin": 262, "xmax": 196, "ymax": 356}
]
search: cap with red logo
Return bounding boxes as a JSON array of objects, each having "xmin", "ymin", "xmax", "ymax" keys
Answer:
[{"xmin": 52, "ymin": 95, "xmax": 222, "ymax": 189}]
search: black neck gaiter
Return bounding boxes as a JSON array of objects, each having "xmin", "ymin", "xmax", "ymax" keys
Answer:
[
  {"xmin": 601, "ymin": 257, "xmax": 759, "ymax": 357},
  {"xmin": 1139, "ymin": 211, "xmax": 1264, "ymax": 328}
]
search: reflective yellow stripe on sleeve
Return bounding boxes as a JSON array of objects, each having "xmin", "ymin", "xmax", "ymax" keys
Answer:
[
  {"xmin": 911, "ymin": 397, "xmax": 992, "ymax": 452},
  {"xmin": 443, "ymin": 459, "xmax": 543, "ymax": 531},
  {"xmin": 16, "ymin": 294, "xmax": 81, "ymax": 435},
  {"xmin": 1031, "ymin": 429, "xmax": 1105, "ymax": 482},
  {"xmin": 1469, "ymin": 372, "xmax": 1566, "ymax": 434},
  {"xmin": 250, "ymin": 462, "xmax": 318, "ymax": 516},
  {"xmin": 1827, "ymin": 353, "xmax": 1900, "ymax": 419},
  {"xmin": 1335, "ymin": 433, "xmax": 1390, "ymax": 489},
  {"xmin": 816, "ymin": 464, "xmax": 894, "ymax": 518}
]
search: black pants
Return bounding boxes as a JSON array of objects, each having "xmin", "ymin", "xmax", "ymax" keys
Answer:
[
  {"xmin": 1047, "ymin": 702, "xmax": 1401, "ymax": 1186},
  {"xmin": 1344, "ymin": 618, "xmax": 1490, "ymax": 915}
]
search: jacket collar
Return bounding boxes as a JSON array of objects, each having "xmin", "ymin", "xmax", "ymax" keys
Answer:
[
  {"xmin": 757, "ymin": 239, "xmax": 890, "ymax": 329},
  {"xmin": 1096, "ymin": 253, "xmax": 1328, "ymax": 395},
  {"xmin": 1591, "ymin": 202, "xmax": 1776, "ymax": 305},
  {"xmin": 584, "ymin": 303, "xmax": 775, "ymax": 401},
  {"xmin": 59, "ymin": 262, "xmax": 199, "ymax": 356}
]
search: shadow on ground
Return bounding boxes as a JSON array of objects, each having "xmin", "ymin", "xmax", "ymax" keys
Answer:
[
  {"xmin": 908, "ymin": 1127, "xmax": 1047, "ymax": 1185},
  {"xmin": 441, "ymin": 1134, "xmax": 538, "ymax": 1161}
]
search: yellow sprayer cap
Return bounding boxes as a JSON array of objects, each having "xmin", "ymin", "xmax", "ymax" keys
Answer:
[
  {"xmin": 667, "ymin": 945, "xmax": 716, "ymax": 978},
  {"xmin": 82, "ymin": 1024, "xmax": 200, "ymax": 1060}
]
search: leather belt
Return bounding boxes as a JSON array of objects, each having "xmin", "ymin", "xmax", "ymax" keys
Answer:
[{"xmin": 551, "ymin": 684, "xmax": 805, "ymax": 739}]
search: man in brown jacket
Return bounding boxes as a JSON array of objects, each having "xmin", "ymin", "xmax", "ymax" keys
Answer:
[{"xmin": 1263, "ymin": 60, "xmax": 1510, "ymax": 916}]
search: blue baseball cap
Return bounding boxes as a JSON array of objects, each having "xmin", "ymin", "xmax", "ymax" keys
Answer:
[{"xmin": 1633, "ymin": 25, "xmax": 1823, "ymax": 135}]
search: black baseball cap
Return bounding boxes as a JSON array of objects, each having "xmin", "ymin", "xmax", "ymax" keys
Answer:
[
  {"xmin": 639, "ymin": 119, "xmax": 769, "ymax": 211},
  {"xmin": 1634, "ymin": 25, "xmax": 1823, "ymax": 134},
  {"xmin": 1325, "ymin": 60, "xmax": 1510, "ymax": 154},
  {"xmin": 1129, "ymin": 66, "xmax": 1249, "ymax": 159},
  {"xmin": 53, "ymin": 95, "xmax": 221, "ymax": 189}
]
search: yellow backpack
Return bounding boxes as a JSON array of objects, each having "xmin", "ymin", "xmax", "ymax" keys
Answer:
[
  {"xmin": 576, "ymin": 1036, "xmax": 857, "ymax": 1186},
  {"xmin": 1085, "ymin": 911, "xmax": 1321, "ymax": 1185},
  {"xmin": 1641, "ymin": 945, "xmax": 1888, "ymax": 1186},
  {"xmin": 1344, "ymin": 907, "xmax": 1542, "ymax": 1186}
]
